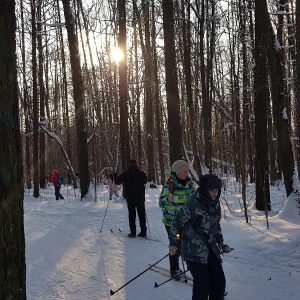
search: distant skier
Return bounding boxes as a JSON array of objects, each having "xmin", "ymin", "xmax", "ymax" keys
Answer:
[
  {"xmin": 107, "ymin": 173, "xmax": 119, "ymax": 200},
  {"xmin": 168, "ymin": 174, "xmax": 232, "ymax": 300},
  {"xmin": 114, "ymin": 159, "xmax": 148, "ymax": 238},
  {"xmin": 159, "ymin": 160, "xmax": 195, "ymax": 280},
  {"xmin": 48, "ymin": 169, "xmax": 64, "ymax": 201}
]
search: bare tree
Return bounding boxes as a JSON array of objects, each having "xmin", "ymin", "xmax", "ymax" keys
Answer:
[
  {"xmin": 31, "ymin": 0, "xmax": 39, "ymax": 198},
  {"xmin": 152, "ymin": 0, "xmax": 165, "ymax": 184},
  {"xmin": 162, "ymin": 0, "xmax": 183, "ymax": 163},
  {"xmin": 253, "ymin": 2, "xmax": 271, "ymax": 212},
  {"xmin": 19, "ymin": 0, "xmax": 32, "ymax": 190},
  {"xmin": 37, "ymin": 1, "xmax": 46, "ymax": 189},
  {"xmin": 295, "ymin": 0, "xmax": 300, "ymax": 178},
  {"xmin": 118, "ymin": 0, "xmax": 130, "ymax": 170},
  {"xmin": 61, "ymin": 0, "xmax": 90, "ymax": 198},
  {"xmin": 143, "ymin": 0, "xmax": 155, "ymax": 182},
  {"xmin": 256, "ymin": 0, "xmax": 295, "ymax": 197},
  {"xmin": 181, "ymin": 0, "xmax": 202, "ymax": 179},
  {"xmin": 0, "ymin": 0, "xmax": 26, "ymax": 297}
]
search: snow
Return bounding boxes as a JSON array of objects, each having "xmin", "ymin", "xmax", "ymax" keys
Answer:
[
  {"xmin": 282, "ymin": 107, "xmax": 288, "ymax": 120},
  {"xmin": 25, "ymin": 179, "xmax": 300, "ymax": 300}
]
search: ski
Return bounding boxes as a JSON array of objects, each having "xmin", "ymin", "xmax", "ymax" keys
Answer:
[
  {"xmin": 149, "ymin": 264, "xmax": 228, "ymax": 297},
  {"xmin": 110, "ymin": 228, "xmax": 163, "ymax": 242},
  {"xmin": 149, "ymin": 264, "xmax": 193, "ymax": 287},
  {"xmin": 149, "ymin": 264, "xmax": 193, "ymax": 281}
]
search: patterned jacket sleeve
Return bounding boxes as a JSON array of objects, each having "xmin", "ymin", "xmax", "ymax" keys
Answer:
[
  {"xmin": 215, "ymin": 205, "xmax": 224, "ymax": 244},
  {"xmin": 158, "ymin": 183, "xmax": 171, "ymax": 209},
  {"xmin": 168, "ymin": 204, "xmax": 192, "ymax": 247}
]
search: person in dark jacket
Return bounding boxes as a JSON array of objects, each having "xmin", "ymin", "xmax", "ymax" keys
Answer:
[
  {"xmin": 48, "ymin": 169, "xmax": 64, "ymax": 200},
  {"xmin": 114, "ymin": 159, "xmax": 148, "ymax": 238},
  {"xmin": 168, "ymin": 174, "xmax": 232, "ymax": 300}
]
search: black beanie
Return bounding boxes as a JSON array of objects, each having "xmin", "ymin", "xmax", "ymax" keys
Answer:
[
  {"xmin": 199, "ymin": 174, "xmax": 222, "ymax": 197},
  {"xmin": 130, "ymin": 159, "xmax": 137, "ymax": 165}
]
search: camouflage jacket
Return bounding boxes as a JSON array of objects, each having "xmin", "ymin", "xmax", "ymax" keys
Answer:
[
  {"xmin": 169, "ymin": 189, "xmax": 224, "ymax": 264},
  {"xmin": 159, "ymin": 172, "xmax": 195, "ymax": 227}
]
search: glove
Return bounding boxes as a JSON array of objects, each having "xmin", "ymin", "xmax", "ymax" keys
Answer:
[
  {"xmin": 221, "ymin": 244, "xmax": 232, "ymax": 253},
  {"xmin": 168, "ymin": 194, "xmax": 174, "ymax": 202},
  {"xmin": 169, "ymin": 245, "xmax": 177, "ymax": 256}
]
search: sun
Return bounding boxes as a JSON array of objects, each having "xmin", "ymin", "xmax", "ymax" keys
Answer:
[{"xmin": 110, "ymin": 47, "xmax": 124, "ymax": 63}]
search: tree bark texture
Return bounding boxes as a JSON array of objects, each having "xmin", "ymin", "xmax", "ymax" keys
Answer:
[
  {"xmin": 31, "ymin": 1, "xmax": 39, "ymax": 198},
  {"xmin": 162, "ymin": 0, "xmax": 183, "ymax": 163},
  {"xmin": 254, "ymin": 0, "xmax": 271, "ymax": 210},
  {"xmin": 255, "ymin": 0, "xmax": 295, "ymax": 197},
  {"xmin": 62, "ymin": 0, "xmax": 90, "ymax": 198},
  {"xmin": 118, "ymin": 0, "xmax": 130, "ymax": 170},
  {"xmin": 0, "ymin": 0, "xmax": 26, "ymax": 298}
]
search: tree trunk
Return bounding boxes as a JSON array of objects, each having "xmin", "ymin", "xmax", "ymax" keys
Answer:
[
  {"xmin": 199, "ymin": 1, "xmax": 212, "ymax": 172},
  {"xmin": 152, "ymin": 0, "xmax": 165, "ymax": 184},
  {"xmin": 181, "ymin": 0, "xmax": 201, "ymax": 180},
  {"xmin": 240, "ymin": 0, "xmax": 250, "ymax": 221},
  {"xmin": 295, "ymin": 0, "xmax": 300, "ymax": 178},
  {"xmin": 31, "ymin": 1, "xmax": 39, "ymax": 198},
  {"xmin": 57, "ymin": 0, "xmax": 73, "ymax": 185},
  {"xmin": 162, "ymin": 0, "xmax": 183, "ymax": 163},
  {"xmin": 143, "ymin": 0, "xmax": 155, "ymax": 182},
  {"xmin": 254, "ymin": 0, "xmax": 271, "ymax": 211},
  {"xmin": 118, "ymin": 0, "xmax": 130, "ymax": 170},
  {"xmin": 133, "ymin": 21, "xmax": 142, "ymax": 166},
  {"xmin": 37, "ymin": 2, "xmax": 46, "ymax": 189},
  {"xmin": 0, "ymin": 0, "xmax": 27, "ymax": 297},
  {"xmin": 20, "ymin": 0, "xmax": 32, "ymax": 189},
  {"xmin": 61, "ymin": 0, "xmax": 90, "ymax": 198},
  {"xmin": 256, "ymin": 0, "xmax": 295, "ymax": 197}
]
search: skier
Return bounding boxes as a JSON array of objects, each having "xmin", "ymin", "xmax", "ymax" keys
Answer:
[
  {"xmin": 159, "ymin": 160, "xmax": 195, "ymax": 280},
  {"xmin": 107, "ymin": 173, "xmax": 119, "ymax": 200},
  {"xmin": 114, "ymin": 159, "xmax": 148, "ymax": 238},
  {"xmin": 168, "ymin": 174, "xmax": 232, "ymax": 300},
  {"xmin": 48, "ymin": 169, "xmax": 64, "ymax": 200}
]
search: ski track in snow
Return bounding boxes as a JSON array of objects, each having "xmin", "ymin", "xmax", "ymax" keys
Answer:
[{"xmin": 25, "ymin": 184, "xmax": 300, "ymax": 299}]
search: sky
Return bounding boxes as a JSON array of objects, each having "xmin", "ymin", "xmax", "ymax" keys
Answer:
[{"xmin": 25, "ymin": 177, "xmax": 300, "ymax": 300}]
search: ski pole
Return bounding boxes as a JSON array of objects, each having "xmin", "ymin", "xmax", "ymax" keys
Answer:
[
  {"xmin": 145, "ymin": 212, "xmax": 151, "ymax": 233},
  {"xmin": 110, "ymin": 253, "xmax": 168, "ymax": 296},
  {"xmin": 154, "ymin": 269, "xmax": 189, "ymax": 288},
  {"xmin": 100, "ymin": 198, "xmax": 110, "ymax": 233},
  {"xmin": 181, "ymin": 256, "xmax": 188, "ymax": 283}
]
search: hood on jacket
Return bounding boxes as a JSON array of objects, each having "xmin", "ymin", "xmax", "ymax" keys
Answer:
[{"xmin": 199, "ymin": 174, "xmax": 222, "ymax": 200}]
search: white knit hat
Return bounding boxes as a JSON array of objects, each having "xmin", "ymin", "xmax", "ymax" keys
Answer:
[{"xmin": 171, "ymin": 160, "xmax": 190, "ymax": 175}]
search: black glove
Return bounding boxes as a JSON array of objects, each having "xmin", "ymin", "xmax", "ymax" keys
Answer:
[{"xmin": 222, "ymin": 244, "xmax": 232, "ymax": 253}]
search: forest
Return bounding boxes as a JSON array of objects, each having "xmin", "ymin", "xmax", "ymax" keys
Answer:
[
  {"xmin": 7, "ymin": 0, "xmax": 300, "ymax": 204},
  {"xmin": 1, "ymin": 0, "xmax": 300, "ymax": 298}
]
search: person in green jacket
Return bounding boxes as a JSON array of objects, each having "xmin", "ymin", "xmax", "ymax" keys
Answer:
[
  {"xmin": 168, "ymin": 174, "xmax": 232, "ymax": 300},
  {"xmin": 159, "ymin": 160, "xmax": 195, "ymax": 280}
]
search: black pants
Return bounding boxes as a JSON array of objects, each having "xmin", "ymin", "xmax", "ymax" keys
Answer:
[
  {"xmin": 165, "ymin": 226, "xmax": 181, "ymax": 272},
  {"xmin": 186, "ymin": 250, "xmax": 226, "ymax": 300},
  {"xmin": 55, "ymin": 186, "xmax": 64, "ymax": 200},
  {"xmin": 127, "ymin": 201, "xmax": 146, "ymax": 234}
]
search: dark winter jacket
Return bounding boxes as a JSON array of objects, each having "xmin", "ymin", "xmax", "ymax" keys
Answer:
[
  {"xmin": 114, "ymin": 165, "xmax": 147, "ymax": 202},
  {"xmin": 169, "ymin": 175, "xmax": 224, "ymax": 264}
]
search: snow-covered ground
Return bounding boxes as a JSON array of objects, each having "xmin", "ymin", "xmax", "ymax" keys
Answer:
[{"xmin": 25, "ymin": 178, "xmax": 300, "ymax": 300}]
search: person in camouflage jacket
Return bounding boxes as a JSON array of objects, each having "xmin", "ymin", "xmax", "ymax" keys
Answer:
[
  {"xmin": 159, "ymin": 160, "xmax": 195, "ymax": 279},
  {"xmin": 168, "ymin": 174, "xmax": 232, "ymax": 300}
]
